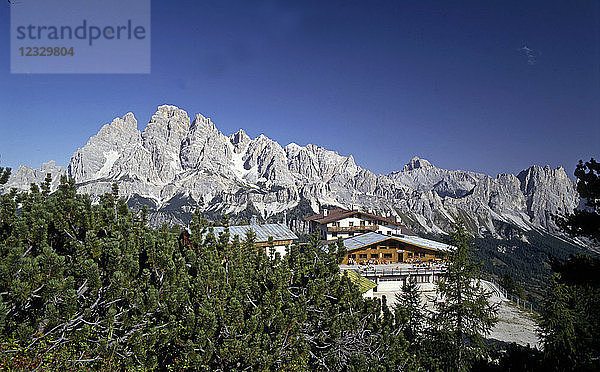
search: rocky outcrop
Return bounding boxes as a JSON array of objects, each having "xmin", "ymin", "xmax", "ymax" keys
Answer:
[
  {"xmin": 4, "ymin": 161, "xmax": 66, "ymax": 193},
  {"xmin": 517, "ymin": 165, "xmax": 578, "ymax": 231},
  {"xmin": 142, "ymin": 105, "xmax": 190, "ymax": 183},
  {"xmin": 4, "ymin": 106, "xmax": 580, "ymax": 237}
]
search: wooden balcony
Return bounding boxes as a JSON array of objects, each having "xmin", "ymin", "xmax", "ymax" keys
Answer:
[{"xmin": 328, "ymin": 225, "xmax": 378, "ymax": 233}]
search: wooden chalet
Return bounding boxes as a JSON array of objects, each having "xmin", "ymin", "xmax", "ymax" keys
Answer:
[{"xmin": 341, "ymin": 232, "xmax": 453, "ymax": 265}]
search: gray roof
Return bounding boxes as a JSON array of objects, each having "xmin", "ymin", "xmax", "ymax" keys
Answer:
[
  {"xmin": 343, "ymin": 232, "xmax": 454, "ymax": 252},
  {"xmin": 205, "ymin": 223, "xmax": 298, "ymax": 244},
  {"xmin": 343, "ymin": 232, "xmax": 392, "ymax": 250},
  {"xmin": 394, "ymin": 235, "xmax": 453, "ymax": 252}
]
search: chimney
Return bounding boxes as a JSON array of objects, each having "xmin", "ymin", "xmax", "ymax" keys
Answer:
[
  {"xmin": 250, "ymin": 215, "xmax": 258, "ymax": 225},
  {"xmin": 323, "ymin": 208, "xmax": 328, "ymax": 217}
]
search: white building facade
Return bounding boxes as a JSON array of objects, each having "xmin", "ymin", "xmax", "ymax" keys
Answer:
[{"xmin": 305, "ymin": 208, "xmax": 413, "ymax": 241}]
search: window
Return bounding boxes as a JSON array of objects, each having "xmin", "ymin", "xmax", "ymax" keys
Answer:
[
  {"xmin": 360, "ymin": 220, "xmax": 365, "ymax": 226},
  {"xmin": 359, "ymin": 254, "xmax": 367, "ymax": 259},
  {"xmin": 420, "ymin": 252, "xmax": 425, "ymax": 258},
  {"xmin": 351, "ymin": 254, "xmax": 356, "ymax": 258},
  {"xmin": 332, "ymin": 232, "xmax": 337, "ymax": 237},
  {"xmin": 349, "ymin": 232, "xmax": 354, "ymax": 237},
  {"xmin": 349, "ymin": 222, "xmax": 354, "ymax": 227},
  {"xmin": 371, "ymin": 254, "xmax": 378, "ymax": 259},
  {"xmin": 383, "ymin": 253, "xmax": 393, "ymax": 259},
  {"xmin": 387, "ymin": 231, "xmax": 391, "ymax": 235},
  {"xmin": 407, "ymin": 253, "xmax": 413, "ymax": 258}
]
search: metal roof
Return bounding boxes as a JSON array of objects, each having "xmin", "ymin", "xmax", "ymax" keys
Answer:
[
  {"xmin": 206, "ymin": 223, "xmax": 298, "ymax": 244},
  {"xmin": 343, "ymin": 232, "xmax": 454, "ymax": 252},
  {"xmin": 343, "ymin": 232, "xmax": 392, "ymax": 250},
  {"xmin": 394, "ymin": 235, "xmax": 454, "ymax": 252}
]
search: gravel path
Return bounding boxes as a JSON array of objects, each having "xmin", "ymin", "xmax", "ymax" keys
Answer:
[{"xmin": 372, "ymin": 280, "xmax": 540, "ymax": 348}]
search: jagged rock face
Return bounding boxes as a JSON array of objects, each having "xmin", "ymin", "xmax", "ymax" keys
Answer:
[
  {"xmin": 517, "ymin": 165, "xmax": 578, "ymax": 230},
  {"xmin": 180, "ymin": 114, "xmax": 232, "ymax": 172},
  {"xmin": 69, "ymin": 113, "xmax": 143, "ymax": 182},
  {"xmin": 403, "ymin": 156, "xmax": 435, "ymax": 172},
  {"xmin": 243, "ymin": 135, "xmax": 293, "ymax": 187},
  {"xmin": 229, "ymin": 129, "xmax": 251, "ymax": 154},
  {"xmin": 4, "ymin": 105, "xmax": 580, "ymax": 237},
  {"xmin": 67, "ymin": 112, "xmax": 161, "ymax": 200},
  {"xmin": 142, "ymin": 105, "xmax": 190, "ymax": 182},
  {"xmin": 3, "ymin": 161, "xmax": 66, "ymax": 193}
]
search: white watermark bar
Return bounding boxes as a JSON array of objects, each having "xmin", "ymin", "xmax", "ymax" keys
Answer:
[{"xmin": 10, "ymin": 0, "xmax": 150, "ymax": 74}]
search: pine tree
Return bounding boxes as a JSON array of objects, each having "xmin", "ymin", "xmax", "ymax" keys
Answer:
[
  {"xmin": 0, "ymin": 167, "xmax": 10, "ymax": 185},
  {"xmin": 539, "ymin": 274, "xmax": 578, "ymax": 369},
  {"xmin": 394, "ymin": 275, "xmax": 426, "ymax": 344},
  {"xmin": 40, "ymin": 173, "xmax": 51, "ymax": 197},
  {"xmin": 0, "ymin": 175, "xmax": 415, "ymax": 370},
  {"xmin": 428, "ymin": 221, "xmax": 498, "ymax": 371},
  {"xmin": 540, "ymin": 255, "xmax": 600, "ymax": 371},
  {"xmin": 391, "ymin": 275, "xmax": 427, "ymax": 368},
  {"xmin": 539, "ymin": 157, "xmax": 600, "ymax": 370},
  {"xmin": 501, "ymin": 273, "xmax": 525, "ymax": 301},
  {"xmin": 557, "ymin": 158, "xmax": 600, "ymax": 242}
]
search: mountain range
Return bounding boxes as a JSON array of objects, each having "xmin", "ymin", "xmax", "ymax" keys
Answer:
[{"xmin": 3, "ymin": 105, "xmax": 580, "ymax": 240}]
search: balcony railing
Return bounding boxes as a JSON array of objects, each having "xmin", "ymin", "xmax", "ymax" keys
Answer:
[
  {"xmin": 327, "ymin": 225, "xmax": 378, "ymax": 232},
  {"xmin": 343, "ymin": 267, "xmax": 447, "ymax": 277}
]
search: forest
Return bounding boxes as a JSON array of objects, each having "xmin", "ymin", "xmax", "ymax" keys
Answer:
[{"xmin": 0, "ymin": 159, "xmax": 598, "ymax": 371}]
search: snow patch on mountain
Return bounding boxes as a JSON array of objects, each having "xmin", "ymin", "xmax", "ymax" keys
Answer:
[{"xmin": 96, "ymin": 150, "xmax": 119, "ymax": 179}]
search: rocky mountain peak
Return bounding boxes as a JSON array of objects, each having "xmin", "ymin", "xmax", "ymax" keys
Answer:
[
  {"xmin": 142, "ymin": 106, "xmax": 191, "ymax": 182},
  {"xmin": 96, "ymin": 113, "xmax": 139, "ymax": 140},
  {"xmin": 67, "ymin": 113, "xmax": 143, "ymax": 182},
  {"xmin": 403, "ymin": 157, "xmax": 435, "ymax": 171},
  {"xmin": 3, "ymin": 161, "xmax": 66, "ymax": 193},
  {"xmin": 99, "ymin": 112, "xmax": 138, "ymax": 133},
  {"xmin": 516, "ymin": 165, "xmax": 577, "ymax": 229},
  {"xmin": 154, "ymin": 105, "xmax": 190, "ymax": 125},
  {"xmin": 41, "ymin": 160, "xmax": 61, "ymax": 171},
  {"xmin": 145, "ymin": 105, "xmax": 191, "ymax": 134},
  {"xmin": 517, "ymin": 165, "xmax": 573, "ymax": 194},
  {"xmin": 191, "ymin": 113, "xmax": 218, "ymax": 132},
  {"xmin": 230, "ymin": 129, "xmax": 249, "ymax": 143},
  {"xmin": 284, "ymin": 142, "xmax": 302, "ymax": 151},
  {"xmin": 229, "ymin": 129, "xmax": 251, "ymax": 154},
  {"xmin": 5, "ymin": 106, "xmax": 580, "ymax": 239}
]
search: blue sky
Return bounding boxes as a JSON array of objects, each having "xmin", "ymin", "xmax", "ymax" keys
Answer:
[{"xmin": 0, "ymin": 0, "xmax": 598, "ymax": 177}]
